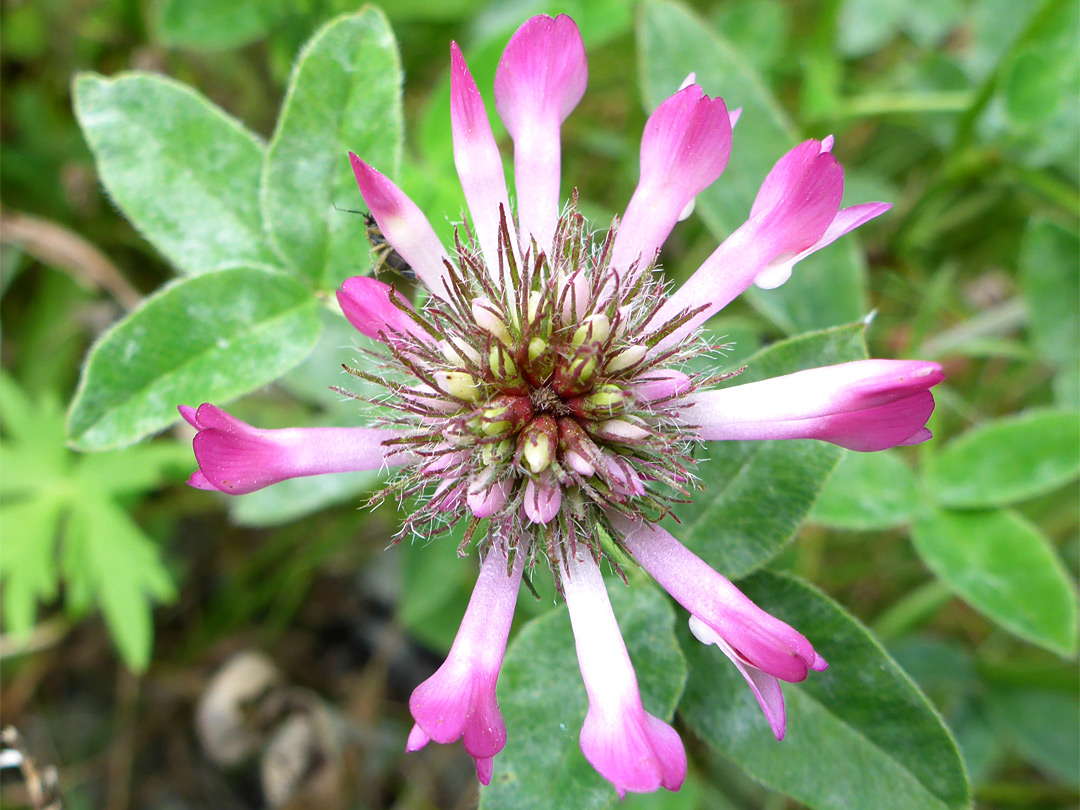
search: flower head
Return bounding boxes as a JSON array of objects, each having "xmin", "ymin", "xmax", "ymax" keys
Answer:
[{"xmin": 182, "ymin": 13, "xmax": 942, "ymax": 795}]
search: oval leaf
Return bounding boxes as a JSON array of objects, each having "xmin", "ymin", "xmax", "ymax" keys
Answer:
[
  {"xmin": 262, "ymin": 9, "xmax": 404, "ymax": 290},
  {"xmin": 480, "ymin": 583, "xmax": 686, "ymax": 810},
  {"xmin": 73, "ymin": 72, "xmax": 280, "ymax": 275},
  {"xmin": 672, "ymin": 323, "xmax": 868, "ymax": 578},
  {"xmin": 925, "ymin": 409, "xmax": 1080, "ymax": 508},
  {"xmin": 912, "ymin": 507, "xmax": 1078, "ymax": 656},
  {"xmin": 680, "ymin": 571, "xmax": 971, "ymax": 810},
  {"xmin": 811, "ymin": 449, "xmax": 920, "ymax": 530},
  {"xmin": 67, "ymin": 268, "xmax": 321, "ymax": 450},
  {"xmin": 637, "ymin": 0, "xmax": 868, "ymax": 335}
]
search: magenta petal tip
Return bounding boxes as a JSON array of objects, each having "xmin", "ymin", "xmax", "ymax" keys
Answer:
[
  {"xmin": 406, "ymin": 723, "xmax": 431, "ymax": 752},
  {"xmin": 474, "ymin": 755, "xmax": 494, "ymax": 785},
  {"xmin": 177, "ymin": 404, "xmax": 199, "ymax": 428}
]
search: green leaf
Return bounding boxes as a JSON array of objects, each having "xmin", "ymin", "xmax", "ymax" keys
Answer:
[
  {"xmin": 982, "ymin": 687, "xmax": 1080, "ymax": 786},
  {"xmin": 911, "ymin": 508, "xmax": 1078, "ymax": 656},
  {"xmin": 75, "ymin": 442, "xmax": 193, "ymax": 496},
  {"xmin": 637, "ymin": 0, "xmax": 868, "ymax": 335},
  {"xmin": 681, "ymin": 571, "xmax": 971, "ymax": 810},
  {"xmin": 64, "ymin": 492, "xmax": 176, "ymax": 671},
  {"xmin": 67, "ymin": 268, "xmax": 321, "ymax": 451},
  {"xmin": 154, "ymin": 0, "xmax": 285, "ymax": 51},
  {"xmin": 0, "ymin": 495, "xmax": 63, "ymax": 635},
  {"xmin": 671, "ymin": 323, "xmax": 868, "ymax": 578},
  {"xmin": 811, "ymin": 449, "xmax": 920, "ymax": 530},
  {"xmin": 1019, "ymin": 218, "xmax": 1079, "ymax": 403},
  {"xmin": 261, "ymin": 9, "xmax": 403, "ymax": 290},
  {"xmin": 1003, "ymin": 48, "xmax": 1063, "ymax": 126},
  {"xmin": 73, "ymin": 72, "xmax": 280, "ymax": 275},
  {"xmin": 0, "ymin": 382, "xmax": 69, "ymax": 497},
  {"xmin": 480, "ymin": 583, "xmax": 686, "ymax": 810},
  {"xmin": 924, "ymin": 410, "xmax": 1080, "ymax": 508}
]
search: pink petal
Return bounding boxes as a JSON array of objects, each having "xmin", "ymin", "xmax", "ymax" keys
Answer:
[
  {"xmin": 189, "ymin": 403, "xmax": 408, "ymax": 494},
  {"xmin": 655, "ymin": 139, "xmax": 850, "ymax": 346},
  {"xmin": 336, "ymin": 276, "xmax": 432, "ymax": 345},
  {"xmin": 523, "ymin": 474, "xmax": 562, "ymax": 524},
  {"xmin": 686, "ymin": 360, "xmax": 944, "ymax": 423},
  {"xmin": 679, "ymin": 360, "xmax": 943, "ymax": 452},
  {"xmin": 610, "ymin": 86, "xmax": 732, "ymax": 275},
  {"xmin": 689, "ymin": 616, "xmax": 787, "ymax": 740},
  {"xmin": 562, "ymin": 550, "xmax": 687, "ymax": 796},
  {"xmin": 451, "ymin": 42, "xmax": 515, "ymax": 273},
  {"xmin": 691, "ymin": 392, "xmax": 938, "ymax": 452},
  {"xmin": 348, "ymin": 154, "xmax": 451, "ymax": 297},
  {"xmin": 612, "ymin": 514, "xmax": 821, "ymax": 683},
  {"xmin": 467, "ymin": 474, "xmax": 513, "ymax": 519},
  {"xmin": 406, "ymin": 723, "xmax": 431, "ymax": 752},
  {"xmin": 579, "ymin": 705, "xmax": 687, "ymax": 797},
  {"xmin": 494, "ymin": 14, "xmax": 587, "ymax": 253},
  {"xmin": 474, "ymin": 756, "xmax": 495, "ymax": 786},
  {"xmin": 178, "ymin": 404, "xmax": 199, "ymax": 428},
  {"xmin": 631, "ymin": 370, "xmax": 693, "ymax": 403},
  {"xmin": 753, "ymin": 201, "xmax": 891, "ymax": 290},
  {"xmin": 408, "ymin": 546, "xmax": 525, "ymax": 772},
  {"xmin": 187, "ymin": 470, "xmax": 215, "ymax": 490}
]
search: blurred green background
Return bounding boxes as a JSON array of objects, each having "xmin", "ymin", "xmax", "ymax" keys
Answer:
[{"xmin": 1, "ymin": 0, "xmax": 1077, "ymax": 808}]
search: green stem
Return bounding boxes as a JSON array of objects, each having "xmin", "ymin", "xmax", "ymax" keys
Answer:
[{"xmin": 833, "ymin": 91, "xmax": 973, "ymax": 119}]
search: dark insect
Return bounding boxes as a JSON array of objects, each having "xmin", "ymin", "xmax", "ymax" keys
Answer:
[
  {"xmin": 362, "ymin": 212, "xmax": 415, "ymax": 279},
  {"xmin": 336, "ymin": 205, "xmax": 416, "ymax": 279}
]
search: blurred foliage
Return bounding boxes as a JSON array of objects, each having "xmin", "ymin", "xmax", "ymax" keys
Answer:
[{"xmin": 1, "ymin": 0, "xmax": 1077, "ymax": 808}]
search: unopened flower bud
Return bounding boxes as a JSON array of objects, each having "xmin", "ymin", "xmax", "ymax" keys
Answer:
[
  {"xmin": 553, "ymin": 347, "xmax": 600, "ymax": 398},
  {"xmin": 526, "ymin": 291, "xmax": 545, "ymax": 325},
  {"xmin": 489, "ymin": 344, "xmax": 523, "ymax": 387},
  {"xmin": 528, "ymin": 337, "xmax": 548, "ymax": 363},
  {"xmin": 558, "ymin": 417, "xmax": 600, "ymax": 477},
  {"xmin": 480, "ymin": 438, "xmax": 514, "ymax": 465},
  {"xmin": 481, "ymin": 395, "xmax": 534, "ymax": 436},
  {"xmin": 633, "ymin": 370, "xmax": 692, "ymax": 403},
  {"xmin": 567, "ymin": 384, "xmax": 630, "ymax": 418},
  {"xmin": 472, "ymin": 298, "xmax": 511, "ymax": 346},
  {"xmin": 439, "ymin": 336, "xmax": 480, "ymax": 366},
  {"xmin": 557, "ymin": 270, "xmax": 590, "ymax": 325},
  {"xmin": 518, "ymin": 416, "xmax": 558, "ymax": 474},
  {"xmin": 604, "ymin": 344, "xmax": 647, "ymax": 373},
  {"xmin": 592, "ymin": 418, "xmax": 651, "ymax": 444},
  {"xmin": 572, "ymin": 314, "xmax": 611, "ymax": 348},
  {"xmin": 435, "ymin": 371, "xmax": 481, "ymax": 402}
]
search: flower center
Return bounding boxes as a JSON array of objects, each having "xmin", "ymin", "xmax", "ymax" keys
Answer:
[{"xmin": 350, "ymin": 200, "xmax": 717, "ymax": 567}]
